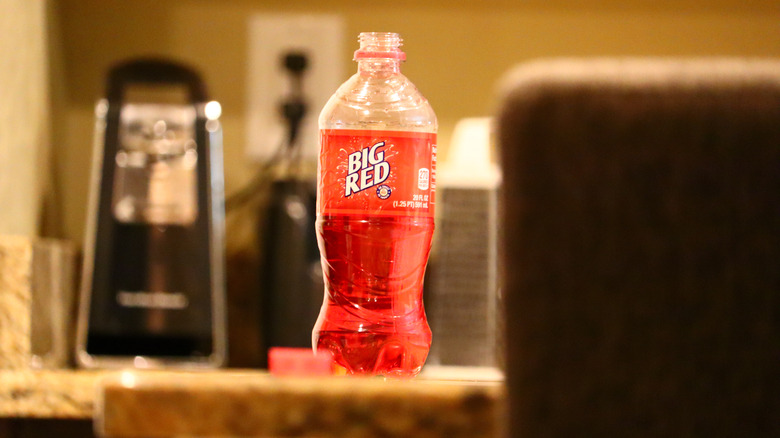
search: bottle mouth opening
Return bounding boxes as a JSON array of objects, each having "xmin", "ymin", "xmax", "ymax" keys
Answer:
[{"xmin": 354, "ymin": 32, "xmax": 406, "ymax": 61}]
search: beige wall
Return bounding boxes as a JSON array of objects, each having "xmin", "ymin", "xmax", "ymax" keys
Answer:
[
  {"xmin": 0, "ymin": 0, "xmax": 49, "ymax": 236},
  {"xmin": 51, "ymin": 0, "xmax": 780, "ymax": 243}
]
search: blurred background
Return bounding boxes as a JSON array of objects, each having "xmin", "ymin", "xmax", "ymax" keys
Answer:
[
  {"xmin": 42, "ymin": 0, "xmax": 780, "ymax": 244},
  {"xmin": 0, "ymin": 3, "xmax": 778, "ymax": 436},
  {"xmin": 2, "ymin": 0, "xmax": 780, "ymax": 369}
]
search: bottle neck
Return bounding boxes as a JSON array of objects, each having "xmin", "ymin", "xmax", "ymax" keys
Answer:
[{"xmin": 357, "ymin": 58, "xmax": 401, "ymax": 75}]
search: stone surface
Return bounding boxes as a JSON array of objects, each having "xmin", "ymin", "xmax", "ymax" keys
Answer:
[
  {"xmin": 0, "ymin": 370, "xmax": 106, "ymax": 419},
  {"xmin": 0, "ymin": 236, "xmax": 77, "ymax": 369},
  {"xmin": 0, "ymin": 236, "xmax": 33, "ymax": 369},
  {"xmin": 98, "ymin": 371, "xmax": 504, "ymax": 438}
]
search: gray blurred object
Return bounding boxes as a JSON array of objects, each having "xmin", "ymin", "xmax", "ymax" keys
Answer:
[
  {"xmin": 498, "ymin": 59, "xmax": 780, "ymax": 437},
  {"xmin": 426, "ymin": 118, "xmax": 501, "ymax": 368},
  {"xmin": 31, "ymin": 239, "xmax": 78, "ymax": 368}
]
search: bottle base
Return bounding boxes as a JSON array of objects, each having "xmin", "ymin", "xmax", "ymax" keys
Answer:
[{"xmin": 315, "ymin": 330, "xmax": 430, "ymax": 378}]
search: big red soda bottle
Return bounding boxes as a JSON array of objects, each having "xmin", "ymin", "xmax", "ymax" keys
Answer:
[{"xmin": 313, "ymin": 32, "xmax": 436, "ymax": 377}]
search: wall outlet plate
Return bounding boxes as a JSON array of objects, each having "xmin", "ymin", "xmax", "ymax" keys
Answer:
[{"xmin": 247, "ymin": 14, "xmax": 345, "ymax": 162}]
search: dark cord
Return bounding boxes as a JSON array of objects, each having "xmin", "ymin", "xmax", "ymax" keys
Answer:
[{"xmin": 225, "ymin": 51, "xmax": 309, "ymax": 212}]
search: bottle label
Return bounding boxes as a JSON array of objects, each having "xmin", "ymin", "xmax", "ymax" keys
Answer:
[{"xmin": 318, "ymin": 129, "xmax": 436, "ymax": 218}]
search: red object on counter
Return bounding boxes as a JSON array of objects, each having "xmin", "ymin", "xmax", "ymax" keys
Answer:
[{"xmin": 268, "ymin": 347, "xmax": 334, "ymax": 377}]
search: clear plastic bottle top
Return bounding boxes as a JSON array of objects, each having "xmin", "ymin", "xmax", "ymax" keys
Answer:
[
  {"xmin": 353, "ymin": 32, "xmax": 406, "ymax": 61},
  {"xmin": 319, "ymin": 32, "xmax": 436, "ymax": 133}
]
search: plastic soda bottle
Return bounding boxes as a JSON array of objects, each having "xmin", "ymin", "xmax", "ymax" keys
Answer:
[{"xmin": 313, "ymin": 32, "xmax": 437, "ymax": 377}]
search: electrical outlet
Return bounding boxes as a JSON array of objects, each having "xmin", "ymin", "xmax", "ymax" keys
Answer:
[{"xmin": 247, "ymin": 14, "xmax": 345, "ymax": 162}]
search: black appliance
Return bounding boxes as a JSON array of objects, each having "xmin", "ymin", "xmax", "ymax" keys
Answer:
[{"xmin": 76, "ymin": 59, "xmax": 226, "ymax": 368}]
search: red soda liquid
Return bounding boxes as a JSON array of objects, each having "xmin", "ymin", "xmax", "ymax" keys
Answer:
[{"xmin": 313, "ymin": 214, "xmax": 433, "ymax": 377}]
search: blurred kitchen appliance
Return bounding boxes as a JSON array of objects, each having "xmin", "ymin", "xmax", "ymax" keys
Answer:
[
  {"xmin": 426, "ymin": 118, "xmax": 502, "ymax": 368},
  {"xmin": 257, "ymin": 52, "xmax": 321, "ymax": 364},
  {"xmin": 260, "ymin": 180, "xmax": 320, "ymax": 356},
  {"xmin": 76, "ymin": 59, "xmax": 226, "ymax": 368}
]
